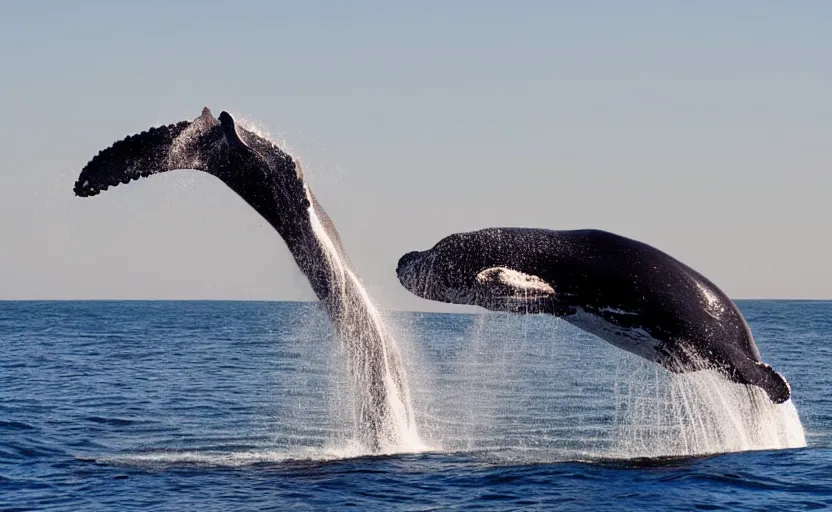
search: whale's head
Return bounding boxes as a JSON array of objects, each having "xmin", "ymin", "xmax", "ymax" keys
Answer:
[
  {"xmin": 396, "ymin": 232, "xmax": 497, "ymax": 306},
  {"xmin": 396, "ymin": 233, "xmax": 481, "ymax": 305},
  {"xmin": 397, "ymin": 230, "xmax": 556, "ymax": 313},
  {"xmin": 396, "ymin": 249, "xmax": 442, "ymax": 302}
]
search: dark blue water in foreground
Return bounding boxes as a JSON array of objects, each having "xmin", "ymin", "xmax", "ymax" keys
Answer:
[{"xmin": 1, "ymin": 300, "xmax": 830, "ymax": 510}]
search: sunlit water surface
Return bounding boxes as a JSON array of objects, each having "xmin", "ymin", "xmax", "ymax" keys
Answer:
[{"xmin": 1, "ymin": 301, "xmax": 830, "ymax": 510}]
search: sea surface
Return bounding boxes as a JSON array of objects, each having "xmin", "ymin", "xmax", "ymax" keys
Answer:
[{"xmin": 1, "ymin": 300, "xmax": 830, "ymax": 511}]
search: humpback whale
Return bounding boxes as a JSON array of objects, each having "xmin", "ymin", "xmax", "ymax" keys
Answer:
[
  {"xmin": 396, "ymin": 228, "xmax": 791, "ymax": 404},
  {"xmin": 75, "ymin": 107, "xmax": 418, "ymax": 452}
]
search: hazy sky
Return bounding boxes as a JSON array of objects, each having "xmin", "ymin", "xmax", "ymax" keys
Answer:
[{"xmin": 0, "ymin": 2, "xmax": 829, "ymax": 309}]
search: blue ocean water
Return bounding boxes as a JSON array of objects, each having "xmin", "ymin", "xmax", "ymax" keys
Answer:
[{"xmin": 1, "ymin": 300, "xmax": 830, "ymax": 510}]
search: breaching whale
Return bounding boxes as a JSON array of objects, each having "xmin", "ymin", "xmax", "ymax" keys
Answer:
[
  {"xmin": 75, "ymin": 107, "xmax": 418, "ymax": 452},
  {"xmin": 396, "ymin": 228, "xmax": 791, "ymax": 404}
]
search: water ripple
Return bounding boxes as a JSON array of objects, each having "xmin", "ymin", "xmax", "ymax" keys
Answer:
[{"xmin": 0, "ymin": 300, "xmax": 830, "ymax": 510}]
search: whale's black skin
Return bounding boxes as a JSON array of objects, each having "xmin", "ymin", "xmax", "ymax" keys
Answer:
[
  {"xmin": 75, "ymin": 109, "xmax": 342, "ymax": 297},
  {"xmin": 75, "ymin": 108, "xmax": 410, "ymax": 451},
  {"xmin": 396, "ymin": 228, "xmax": 791, "ymax": 404}
]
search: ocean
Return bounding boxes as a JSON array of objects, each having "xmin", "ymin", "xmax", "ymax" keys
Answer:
[{"xmin": 1, "ymin": 300, "xmax": 830, "ymax": 510}]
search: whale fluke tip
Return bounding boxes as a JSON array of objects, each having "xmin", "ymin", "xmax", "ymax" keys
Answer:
[
  {"xmin": 746, "ymin": 361, "xmax": 791, "ymax": 404},
  {"xmin": 765, "ymin": 366, "xmax": 791, "ymax": 404},
  {"xmin": 73, "ymin": 119, "xmax": 194, "ymax": 197}
]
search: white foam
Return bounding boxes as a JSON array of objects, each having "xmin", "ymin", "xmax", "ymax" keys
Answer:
[
  {"xmin": 95, "ymin": 441, "xmax": 430, "ymax": 468},
  {"xmin": 405, "ymin": 313, "xmax": 806, "ymax": 462}
]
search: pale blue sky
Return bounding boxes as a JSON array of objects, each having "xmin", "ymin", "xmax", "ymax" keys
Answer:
[{"xmin": 0, "ymin": 2, "xmax": 829, "ymax": 308}]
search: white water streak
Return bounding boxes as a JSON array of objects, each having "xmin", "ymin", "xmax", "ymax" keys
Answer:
[{"xmin": 307, "ymin": 202, "xmax": 423, "ymax": 454}]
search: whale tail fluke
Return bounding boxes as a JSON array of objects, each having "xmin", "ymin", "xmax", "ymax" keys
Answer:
[
  {"xmin": 74, "ymin": 108, "xmax": 223, "ymax": 197},
  {"xmin": 73, "ymin": 107, "xmax": 318, "ymax": 246},
  {"xmin": 741, "ymin": 361, "xmax": 791, "ymax": 404}
]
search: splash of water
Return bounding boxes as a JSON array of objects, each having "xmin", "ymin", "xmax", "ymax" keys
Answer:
[
  {"xmin": 203, "ymin": 117, "xmax": 425, "ymax": 454},
  {"xmin": 164, "ymin": 118, "xmax": 802, "ymax": 461},
  {"xmin": 307, "ymin": 203, "xmax": 423, "ymax": 454},
  {"xmin": 609, "ymin": 361, "xmax": 806, "ymax": 458},
  {"xmin": 406, "ymin": 313, "xmax": 805, "ymax": 462}
]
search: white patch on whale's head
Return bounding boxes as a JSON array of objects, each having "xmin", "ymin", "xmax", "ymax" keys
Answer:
[
  {"xmin": 476, "ymin": 267, "xmax": 555, "ymax": 303},
  {"xmin": 474, "ymin": 267, "xmax": 554, "ymax": 298},
  {"xmin": 397, "ymin": 253, "xmax": 558, "ymax": 313},
  {"xmin": 469, "ymin": 267, "xmax": 556, "ymax": 313}
]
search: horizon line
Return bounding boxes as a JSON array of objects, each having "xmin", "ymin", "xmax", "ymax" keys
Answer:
[{"xmin": 1, "ymin": 297, "xmax": 830, "ymax": 310}]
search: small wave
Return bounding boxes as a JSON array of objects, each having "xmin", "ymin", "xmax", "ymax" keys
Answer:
[
  {"xmin": 0, "ymin": 440, "xmax": 64, "ymax": 461},
  {"xmin": 0, "ymin": 420, "xmax": 36, "ymax": 431},
  {"xmin": 83, "ymin": 416, "xmax": 138, "ymax": 426},
  {"xmin": 90, "ymin": 441, "xmax": 439, "ymax": 468}
]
